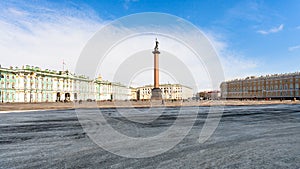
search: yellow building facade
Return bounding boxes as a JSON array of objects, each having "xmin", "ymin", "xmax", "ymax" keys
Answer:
[
  {"xmin": 220, "ymin": 73, "xmax": 300, "ymax": 100},
  {"xmin": 136, "ymin": 84, "xmax": 193, "ymax": 100}
]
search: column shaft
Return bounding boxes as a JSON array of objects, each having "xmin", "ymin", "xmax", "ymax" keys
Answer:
[{"xmin": 154, "ymin": 53, "xmax": 159, "ymax": 88}]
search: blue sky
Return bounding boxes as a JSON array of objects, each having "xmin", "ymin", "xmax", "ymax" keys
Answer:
[
  {"xmin": 1, "ymin": 0, "xmax": 300, "ymax": 89},
  {"xmin": 86, "ymin": 0, "xmax": 300, "ymax": 74}
]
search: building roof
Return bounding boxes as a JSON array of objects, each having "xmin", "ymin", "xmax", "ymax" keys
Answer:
[
  {"xmin": 223, "ymin": 71, "xmax": 300, "ymax": 83},
  {"xmin": 0, "ymin": 65, "xmax": 91, "ymax": 81},
  {"xmin": 136, "ymin": 83, "xmax": 192, "ymax": 89}
]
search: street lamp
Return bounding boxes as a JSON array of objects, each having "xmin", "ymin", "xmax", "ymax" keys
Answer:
[{"xmin": 0, "ymin": 73, "xmax": 3, "ymax": 103}]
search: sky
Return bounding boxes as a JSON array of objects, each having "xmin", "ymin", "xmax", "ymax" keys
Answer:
[{"xmin": 0, "ymin": 0, "xmax": 300, "ymax": 90}]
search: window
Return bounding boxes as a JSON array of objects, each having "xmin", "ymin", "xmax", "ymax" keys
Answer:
[{"xmin": 285, "ymin": 84, "xmax": 288, "ymax": 90}]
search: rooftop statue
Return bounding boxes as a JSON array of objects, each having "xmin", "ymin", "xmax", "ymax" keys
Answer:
[{"xmin": 154, "ymin": 38, "xmax": 159, "ymax": 51}]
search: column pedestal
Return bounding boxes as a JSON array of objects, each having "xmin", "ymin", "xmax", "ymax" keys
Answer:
[{"xmin": 151, "ymin": 88, "xmax": 162, "ymax": 100}]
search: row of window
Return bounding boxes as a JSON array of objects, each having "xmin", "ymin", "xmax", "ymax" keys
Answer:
[
  {"xmin": 227, "ymin": 91, "xmax": 299, "ymax": 97},
  {"xmin": 228, "ymin": 83, "xmax": 300, "ymax": 91},
  {"xmin": 225, "ymin": 78, "xmax": 300, "ymax": 87}
]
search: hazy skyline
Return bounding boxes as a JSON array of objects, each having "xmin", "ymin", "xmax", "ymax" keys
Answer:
[{"xmin": 1, "ymin": 0, "xmax": 300, "ymax": 90}]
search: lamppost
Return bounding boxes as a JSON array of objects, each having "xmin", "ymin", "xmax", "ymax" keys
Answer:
[
  {"xmin": 0, "ymin": 73, "xmax": 3, "ymax": 103},
  {"xmin": 29, "ymin": 75, "xmax": 33, "ymax": 103},
  {"xmin": 35, "ymin": 76, "xmax": 38, "ymax": 103},
  {"xmin": 29, "ymin": 86, "xmax": 32, "ymax": 103}
]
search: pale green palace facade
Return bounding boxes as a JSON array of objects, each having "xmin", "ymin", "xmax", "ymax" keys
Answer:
[
  {"xmin": 0, "ymin": 65, "xmax": 130, "ymax": 103},
  {"xmin": 94, "ymin": 77, "xmax": 131, "ymax": 101}
]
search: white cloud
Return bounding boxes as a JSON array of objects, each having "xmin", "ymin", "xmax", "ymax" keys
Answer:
[
  {"xmin": 0, "ymin": 2, "xmax": 102, "ymax": 72},
  {"xmin": 225, "ymin": 1, "xmax": 265, "ymax": 23},
  {"xmin": 203, "ymin": 30, "xmax": 258, "ymax": 81},
  {"xmin": 93, "ymin": 27, "xmax": 259, "ymax": 90},
  {"xmin": 219, "ymin": 51, "xmax": 258, "ymax": 80},
  {"xmin": 288, "ymin": 45, "xmax": 300, "ymax": 51},
  {"xmin": 0, "ymin": 2, "xmax": 259, "ymax": 91},
  {"xmin": 257, "ymin": 24, "xmax": 284, "ymax": 34},
  {"xmin": 7, "ymin": 7, "xmax": 28, "ymax": 17},
  {"xmin": 123, "ymin": 0, "xmax": 139, "ymax": 10}
]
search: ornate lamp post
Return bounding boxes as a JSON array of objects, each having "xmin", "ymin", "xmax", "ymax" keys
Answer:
[{"xmin": 0, "ymin": 73, "xmax": 3, "ymax": 103}]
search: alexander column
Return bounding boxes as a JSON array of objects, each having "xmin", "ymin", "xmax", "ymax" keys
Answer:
[{"xmin": 151, "ymin": 38, "xmax": 162, "ymax": 100}]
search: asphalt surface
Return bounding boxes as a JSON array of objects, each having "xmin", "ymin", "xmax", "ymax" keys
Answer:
[{"xmin": 0, "ymin": 105, "xmax": 300, "ymax": 169}]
